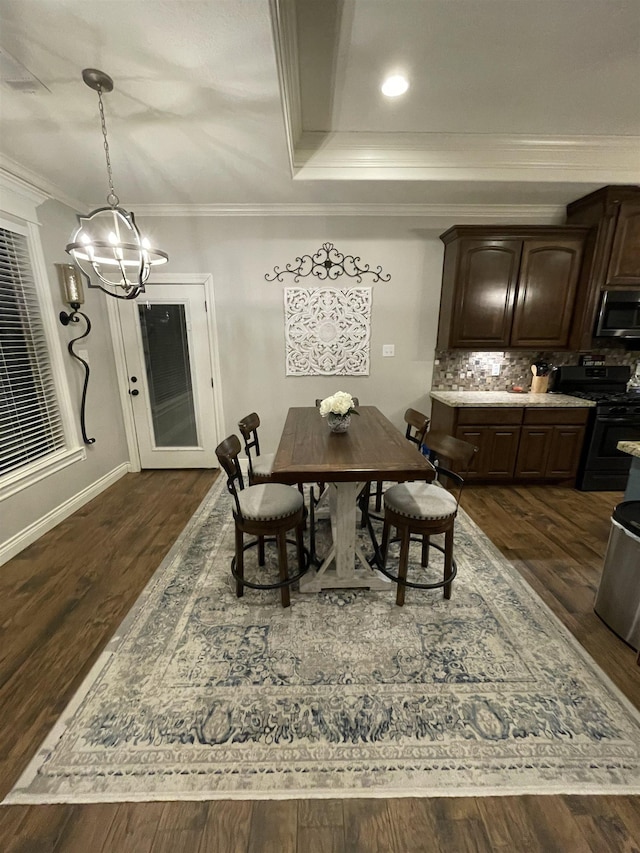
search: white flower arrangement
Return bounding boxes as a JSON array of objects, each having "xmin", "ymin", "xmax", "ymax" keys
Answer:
[{"xmin": 318, "ymin": 391, "xmax": 359, "ymax": 418}]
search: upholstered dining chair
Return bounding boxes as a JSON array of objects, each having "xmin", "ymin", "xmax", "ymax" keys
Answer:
[
  {"xmin": 215, "ymin": 434, "xmax": 308, "ymax": 608},
  {"xmin": 374, "ymin": 407, "xmax": 430, "ymax": 510},
  {"xmin": 238, "ymin": 412, "xmax": 274, "ymax": 485},
  {"xmin": 360, "ymin": 407, "xmax": 431, "ymax": 526},
  {"xmin": 378, "ymin": 431, "xmax": 478, "ymax": 606}
]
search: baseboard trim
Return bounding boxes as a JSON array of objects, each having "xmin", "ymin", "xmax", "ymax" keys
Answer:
[{"xmin": 0, "ymin": 462, "xmax": 131, "ymax": 567}]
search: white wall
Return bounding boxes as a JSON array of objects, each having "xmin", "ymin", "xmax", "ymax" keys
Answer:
[
  {"xmin": 1, "ymin": 198, "xmax": 130, "ymax": 560},
  {"xmin": 142, "ymin": 215, "xmax": 445, "ymax": 450},
  {"xmin": 1, "ymin": 206, "xmax": 447, "ymax": 561}
]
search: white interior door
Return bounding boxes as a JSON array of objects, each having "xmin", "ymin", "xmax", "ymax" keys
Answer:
[{"xmin": 116, "ymin": 284, "xmax": 218, "ymax": 468}]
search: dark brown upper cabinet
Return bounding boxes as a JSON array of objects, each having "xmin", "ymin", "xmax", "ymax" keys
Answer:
[
  {"xmin": 607, "ymin": 202, "xmax": 640, "ymax": 287},
  {"xmin": 437, "ymin": 226, "xmax": 588, "ymax": 350},
  {"xmin": 565, "ymin": 185, "xmax": 640, "ymax": 350}
]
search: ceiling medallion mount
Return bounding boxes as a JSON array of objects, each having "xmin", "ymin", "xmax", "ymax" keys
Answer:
[
  {"xmin": 65, "ymin": 68, "xmax": 168, "ymax": 300},
  {"xmin": 81, "ymin": 68, "xmax": 113, "ymax": 93},
  {"xmin": 265, "ymin": 242, "xmax": 391, "ymax": 284}
]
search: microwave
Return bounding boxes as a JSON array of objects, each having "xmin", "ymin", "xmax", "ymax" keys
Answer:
[{"xmin": 596, "ymin": 290, "xmax": 640, "ymax": 338}]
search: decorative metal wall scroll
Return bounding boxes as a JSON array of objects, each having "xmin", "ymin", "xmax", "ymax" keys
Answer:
[
  {"xmin": 266, "ymin": 242, "xmax": 390, "ymax": 284},
  {"xmin": 284, "ymin": 287, "xmax": 371, "ymax": 376},
  {"xmin": 56, "ymin": 263, "xmax": 95, "ymax": 445}
]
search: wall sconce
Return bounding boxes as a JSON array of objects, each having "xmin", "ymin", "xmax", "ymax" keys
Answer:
[{"xmin": 57, "ymin": 264, "xmax": 95, "ymax": 445}]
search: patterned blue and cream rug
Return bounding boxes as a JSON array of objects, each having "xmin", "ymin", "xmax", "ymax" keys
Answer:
[{"xmin": 5, "ymin": 477, "xmax": 640, "ymax": 803}]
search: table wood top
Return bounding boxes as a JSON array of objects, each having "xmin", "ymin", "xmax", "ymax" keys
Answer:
[{"xmin": 271, "ymin": 406, "xmax": 436, "ymax": 484}]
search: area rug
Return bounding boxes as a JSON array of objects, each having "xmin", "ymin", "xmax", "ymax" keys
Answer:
[{"xmin": 5, "ymin": 476, "xmax": 640, "ymax": 803}]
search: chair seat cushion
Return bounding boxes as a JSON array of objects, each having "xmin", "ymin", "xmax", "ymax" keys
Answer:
[
  {"xmin": 251, "ymin": 452, "xmax": 275, "ymax": 478},
  {"xmin": 384, "ymin": 481, "xmax": 458, "ymax": 520},
  {"xmin": 238, "ymin": 483, "xmax": 303, "ymax": 521}
]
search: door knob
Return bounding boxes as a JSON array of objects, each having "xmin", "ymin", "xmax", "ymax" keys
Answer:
[{"xmin": 129, "ymin": 389, "xmax": 139, "ymax": 396}]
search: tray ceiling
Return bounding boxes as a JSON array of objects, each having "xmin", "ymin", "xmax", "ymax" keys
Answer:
[{"xmin": 0, "ymin": 0, "xmax": 638, "ymax": 213}]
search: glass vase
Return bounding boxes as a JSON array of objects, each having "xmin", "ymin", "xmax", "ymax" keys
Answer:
[{"xmin": 327, "ymin": 412, "xmax": 351, "ymax": 433}]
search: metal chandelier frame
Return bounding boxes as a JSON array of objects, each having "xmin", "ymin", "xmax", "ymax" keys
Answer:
[{"xmin": 65, "ymin": 69, "xmax": 168, "ymax": 300}]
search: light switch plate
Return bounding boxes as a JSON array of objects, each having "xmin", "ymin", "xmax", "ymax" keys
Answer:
[
  {"xmin": 382, "ymin": 344, "xmax": 395, "ymax": 357},
  {"xmin": 491, "ymin": 363, "xmax": 501, "ymax": 376}
]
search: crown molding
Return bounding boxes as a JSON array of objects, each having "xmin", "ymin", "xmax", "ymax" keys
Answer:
[
  {"xmin": 294, "ymin": 132, "xmax": 640, "ymax": 182},
  {"xmin": 268, "ymin": 1, "xmax": 640, "ymax": 183},
  {"xmin": 0, "ymin": 154, "xmax": 84, "ymax": 212},
  {"xmin": 269, "ymin": 0, "xmax": 302, "ymax": 177},
  {"xmin": 0, "ymin": 168, "xmax": 49, "ymax": 209},
  {"xmin": 131, "ymin": 202, "xmax": 564, "ymax": 223},
  {"xmin": 297, "ymin": 131, "xmax": 640, "ymax": 154},
  {"xmin": 0, "ymin": 166, "xmax": 58, "ymax": 223}
]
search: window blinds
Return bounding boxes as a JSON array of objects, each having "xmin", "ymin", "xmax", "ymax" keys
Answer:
[{"xmin": 0, "ymin": 226, "xmax": 65, "ymax": 477}]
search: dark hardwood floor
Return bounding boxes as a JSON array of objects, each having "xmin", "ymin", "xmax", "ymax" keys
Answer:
[{"xmin": 1, "ymin": 472, "xmax": 639, "ymax": 852}]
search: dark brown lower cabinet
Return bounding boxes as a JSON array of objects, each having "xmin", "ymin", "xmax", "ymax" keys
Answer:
[
  {"xmin": 515, "ymin": 409, "xmax": 588, "ymax": 480},
  {"xmin": 429, "ymin": 399, "xmax": 589, "ymax": 483},
  {"xmin": 514, "ymin": 426, "xmax": 553, "ymax": 477},
  {"xmin": 455, "ymin": 426, "xmax": 521, "ymax": 480},
  {"xmin": 547, "ymin": 426, "xmax": 587, "ymax": 477}
]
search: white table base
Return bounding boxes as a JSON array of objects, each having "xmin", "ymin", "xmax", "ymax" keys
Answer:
[{"xmin": 299, "ymin": 481, "xmax": 391, "ymax": 592}]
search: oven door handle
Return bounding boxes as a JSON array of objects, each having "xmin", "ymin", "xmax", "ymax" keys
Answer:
[{"xmin": 598, "ymin": 417, "xmax": 640, "ymax": 425}]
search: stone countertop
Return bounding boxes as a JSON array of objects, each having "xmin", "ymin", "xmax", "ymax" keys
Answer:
[
  {"xmin": 617, "ymin": 441, "xmax": 640, "ymax": 459},
  {"xmin": 429, "ymin": 391, "xmax": 596, "ymax": 408}
]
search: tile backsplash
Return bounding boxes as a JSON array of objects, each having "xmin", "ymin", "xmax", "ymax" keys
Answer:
[{"xmin": 431, "ymin": 346, "xmax": 639, "ymax": 391}]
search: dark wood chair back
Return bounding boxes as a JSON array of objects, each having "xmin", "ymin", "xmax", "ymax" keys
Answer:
[
  {"xmin": 403, "ymin": 408, "xmax": 430, "ymax": 447},
  {"xmin": 215, "ymin": 434, "xmax": 245, "ymax": 515},
  {"xmin": 238, "ymin": 412, "xmax": 269, "ymax": 483},
  {"xmin": 425, "ymin": 430, "xmax": 477, "ymax": 470},
  {"xmin": 238, "ymin": 412, "xmax": 261, "ymax": 458},
  {"xmin": 422, "ymin": 430, "xmax": 478, "ymax": 503}
]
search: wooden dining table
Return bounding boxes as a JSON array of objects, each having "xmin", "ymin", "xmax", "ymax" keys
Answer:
[{"xmin": 271, "ymin": 406, "xmax": 436, "ymax": 592}]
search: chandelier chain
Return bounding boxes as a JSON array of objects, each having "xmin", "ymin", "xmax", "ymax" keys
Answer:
[{"xmin": 97, "ymin": 85, "xmax": 119, "ymax": 208}]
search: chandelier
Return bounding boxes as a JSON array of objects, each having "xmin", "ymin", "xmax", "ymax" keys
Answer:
[{"xmin": 65, "ymin": 69, "xmax": 168, "ymax": 299}]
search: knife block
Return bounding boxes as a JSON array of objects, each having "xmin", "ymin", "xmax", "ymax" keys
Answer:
[{"xmin": 531, "ymin": 375, "xmax": 549, "ymax": 393}]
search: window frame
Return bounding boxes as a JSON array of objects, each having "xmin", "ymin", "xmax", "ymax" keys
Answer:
[{"xmin": 0, "ymin": 199, "xmax": 85, "ymax": 502}]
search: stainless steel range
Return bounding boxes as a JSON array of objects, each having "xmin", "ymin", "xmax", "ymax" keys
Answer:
[{"xmin": 553, "ymin": 365, "xmax": 640, "ymax": 491}]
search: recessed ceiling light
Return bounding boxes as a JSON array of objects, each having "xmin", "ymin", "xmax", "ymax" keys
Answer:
[{"xmin": 381, "ymin": 74, "xmax": 409, "ymax": 97}]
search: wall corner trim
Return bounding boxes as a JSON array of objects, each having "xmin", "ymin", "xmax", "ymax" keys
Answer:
[{"xmin": 0, "ymin": 462, "xmax": 131, "ymax": 568}]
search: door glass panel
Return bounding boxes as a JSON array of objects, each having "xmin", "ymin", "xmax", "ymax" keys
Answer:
[{"xmin": 138, "ymin": 304, "xmax": 198, "ymax": 447}]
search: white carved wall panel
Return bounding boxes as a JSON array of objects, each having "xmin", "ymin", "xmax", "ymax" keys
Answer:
[{"xmin": 284, "ymin": 287, "xmax": 371, "ymax": 376}]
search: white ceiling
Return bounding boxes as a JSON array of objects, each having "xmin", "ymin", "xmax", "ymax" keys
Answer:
[{"xmin": 0, "ymin": 0, "xmax": 638, "ymax": 214}]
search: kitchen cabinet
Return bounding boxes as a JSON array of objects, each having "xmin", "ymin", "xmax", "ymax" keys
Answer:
[
  {"xmin": 607, "ymin": 202, "xmax": 640, "ymax": 287},
  {"xmin": 453, "ymin": 409, "xmax": 522, "ymax": 480},
  {"xmin": 565, "ymin": 185, "xmax": 640, "ymax": 350},
  {"xmin": 514, "ymin": 409, "xmax": 588, "ymax": 480},
  {"xmin": 437, "ymin": 226, "xmax": 588, "ymax": 350},
  {"xmin": 429, "ymin": 398, "xmax": 589, "ymax": 483}
]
